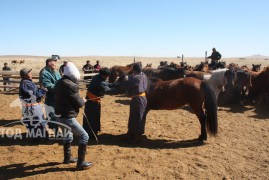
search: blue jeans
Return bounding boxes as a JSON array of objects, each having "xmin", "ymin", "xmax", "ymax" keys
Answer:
[{"xmin": 57, "ymin": 117, "xmax": 89, "ymax": 144}]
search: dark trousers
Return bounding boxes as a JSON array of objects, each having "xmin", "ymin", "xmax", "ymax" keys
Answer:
[
  {"xmin": 83, "ymin": 100, "xmax": 101, "ymax": 137},
  {"xmin": 128, "ymin": 96, "xmax": 147, "ymax": 136},
  {"xmin": 3, "ymin": 78, "xmax": 11, "ymax": 91}
]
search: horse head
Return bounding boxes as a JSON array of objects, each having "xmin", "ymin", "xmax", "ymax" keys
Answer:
[
  {"xmin": 145, "ymin": 63, "xmax": 152, "ymax": 68},
  {"xmin": 251, "ymin": 64, "xmax": 261, "ymax": 72},
  {"xmin": 109, "ymin": 66, "xmax": 119, "ymax": 83}
]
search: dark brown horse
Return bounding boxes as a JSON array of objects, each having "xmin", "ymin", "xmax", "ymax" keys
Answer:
[
  {"xmin": 193, "ymin": 62, "xmax": 208, "ymax": 71},
  {"xmin": 142, "ymin": 67, "xmax": 186, "ymax": 81},
  {"xmin": 248, "ymin": 66, "xmax": 269, "ymax": 104},
  {"xmin": 251, "ymin": 64, "xmax": 262, "ymax": 72},
  {"xmin": 109, "ymin": 62, "xmax": 142, "ymax": 83},
  {"xmin": 144, "ymin": 77, "xmax": 218, "ymax": 141}
]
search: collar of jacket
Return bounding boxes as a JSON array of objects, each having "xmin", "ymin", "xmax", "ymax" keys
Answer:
[
  {"xmin": 45, "ymin": 67, "xmax": 56, "ymax": 73},
  {"xmin": 22, "ymin": 78, "xmax": 32, "ymax": 81},
  {"xmin": 63, "ymin": 75, "xmax": 78, "ymax": 84}
]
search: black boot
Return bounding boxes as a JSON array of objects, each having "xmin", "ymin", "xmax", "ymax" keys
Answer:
[
  {"xmin": 76, "ymin": 143, "xmax": 93, "ymax": 170},
  {"xmin": 63, "ymin": 143, "xmax": 78, "ymax": 164}
]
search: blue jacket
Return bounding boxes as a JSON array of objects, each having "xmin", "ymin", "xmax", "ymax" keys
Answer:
[
  {"xmin": 19, "ymin": 79, "xmax": 46, "ymax": 103},
  {"xmin": 40, "ymin": 67, "xmax": 61, "ymax": 106}
]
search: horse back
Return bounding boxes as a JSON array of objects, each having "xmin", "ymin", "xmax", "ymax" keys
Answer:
[{"xmin": 147, "ymin": 77, "xmax": 204, "ymax": 110}]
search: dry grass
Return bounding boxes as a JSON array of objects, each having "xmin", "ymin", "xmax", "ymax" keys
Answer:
[{"xmin": 1, "ymin": 55, "xmax": 269, "ymax": 75}]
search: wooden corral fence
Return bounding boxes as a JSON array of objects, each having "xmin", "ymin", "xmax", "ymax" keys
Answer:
[{"xmin": 0, "ymin": 71, "xmax": 98, "ymax": 94}]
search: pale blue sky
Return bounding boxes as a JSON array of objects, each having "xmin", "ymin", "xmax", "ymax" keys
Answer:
[{"xmin": 0, "ymin": 0, "xmax": 268, "ymax": 57}]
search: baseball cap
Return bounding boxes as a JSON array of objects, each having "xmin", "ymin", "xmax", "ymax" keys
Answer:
[{"xmin": 20, "ymin": 68, "xmax": 32, "ymax": 78}]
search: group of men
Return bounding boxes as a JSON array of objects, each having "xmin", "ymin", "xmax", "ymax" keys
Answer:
[
  {"xmin": 18, "ymin": 57, "xmax": 148, "ymax": 170},
  {"xmin": 20, "ymin": 58, "xmax": 93, "ymax": 170},
  {"xmin": 16, "ymin": 47, "xmax": 221, "ymax": 170}
]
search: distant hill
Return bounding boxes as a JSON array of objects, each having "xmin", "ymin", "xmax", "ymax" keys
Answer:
[{"xmin": 245, "ymin": 54, "xmax": 269, "ymax": 59}]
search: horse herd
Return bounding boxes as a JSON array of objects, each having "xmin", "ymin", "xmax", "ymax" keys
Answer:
[
  {"xmin": 11, "ymin": 60, "xmax": 25, "ymax": 64},
  {"xmin": 108, "ymin": 61, "xmax": 269, "ymax": 141}
]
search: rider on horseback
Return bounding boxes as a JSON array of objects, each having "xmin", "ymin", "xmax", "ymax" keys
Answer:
[{"xmin": 208, "ymin": 48, "xmax": 222, "ymax": 69}]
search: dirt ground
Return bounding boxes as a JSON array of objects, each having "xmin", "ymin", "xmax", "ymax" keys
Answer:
[{"xmin": 0, "ymin": 90, "xmax": 268, "ymax": 180}]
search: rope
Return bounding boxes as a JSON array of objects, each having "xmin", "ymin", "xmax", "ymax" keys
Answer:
[{"xmin": 82, "ymin": 112, "xmax": 99, "ymax": 144}]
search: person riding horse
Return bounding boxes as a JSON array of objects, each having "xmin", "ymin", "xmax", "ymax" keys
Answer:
[{"xmin": 208, "ymin": 48, "xmax": 222, "ymax": 69}]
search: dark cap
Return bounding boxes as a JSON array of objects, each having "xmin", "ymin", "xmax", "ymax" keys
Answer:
[
  {"xmin": 133, "ymin": 63, "xmax": 142, "ymax": 73},
  {"xmin": 20, "ymin": 68, "xmax": 32, "ymax": 78},
  {"xmin": 46, "ymin": 57, "xmax": 57, "ymax": 62},
  {"xmin": 99, "ymin": 67, "xmax": 111, "ymax": 76}
]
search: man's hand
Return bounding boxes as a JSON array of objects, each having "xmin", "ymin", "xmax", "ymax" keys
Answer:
[{"xmin": 83, "ymin": 98, "xmax": 87, "ymax": 102}]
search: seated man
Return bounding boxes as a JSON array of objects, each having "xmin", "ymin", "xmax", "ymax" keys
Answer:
[
  {"xmin": 93, "ymin": 60, "xmax": 101, "ymax": 72},
  {"xmin": 82, "ymin": 61, "xmax": 93, "ymax": 80}
]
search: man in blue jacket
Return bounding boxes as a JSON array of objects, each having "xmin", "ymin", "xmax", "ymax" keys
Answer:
[
  {"xmin": 40, "ymin": 57, "xmax": 61, "ymax": 137},
  {"xmin": 19, "ymin": 68, "xmax": 47, "ymax": 142}
]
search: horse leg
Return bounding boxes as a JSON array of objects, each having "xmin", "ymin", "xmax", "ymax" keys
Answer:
[{"xmin": 189, "ymin": 103, "xmax": 207, "ymax": 142}]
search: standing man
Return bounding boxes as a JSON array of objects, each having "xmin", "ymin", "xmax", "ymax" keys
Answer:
[
  {"xmin": 19, "ymin": 68, "xmax": 47, "ymax": 143},
  {"xmin": 40, "ymin": 57, "xmax": 61, "ymax": 137},
  {"xmin": 120, "ymin": 63, "xmax": 148, "ymax": 144},
  {"xmin": 83, "ymin": 68, "xmax": 117, "ymax": 138},
  {"xmin": 93, "ymin": 60, "xmax": 101, "ymax": 72},
  {"xmin": 59, "ymin": 61, "xmax": 68, "ymax": 76},
  {"xmin": 55, "ymin": 62, "xmax": 92, "ymax": 170},
  {"xmin": 208, "ymin": 48, "xmax": 222, "ymax": 68},
  {"xmin": 2, "ymin": 62, "xmax": 11, "ymax": 91}
]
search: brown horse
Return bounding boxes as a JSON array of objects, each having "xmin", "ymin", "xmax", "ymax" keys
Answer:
[
  {"xmin": 142, "ymin": 67, "xmax": 186, "ymax": 81},
  {"xmin": 109, "ymin": 62, "xmax": 142, "ymax": 83},
  {"xmin": 11, "ymin": 60, "xmax": 19, "ymax": 64},
  {"xmin": 144, "ymin": 77, "xmax": 218, "ymax": 141},
  {"xmin": 248, "ymin": 66, "xmax": 269, "ymax": 104}
]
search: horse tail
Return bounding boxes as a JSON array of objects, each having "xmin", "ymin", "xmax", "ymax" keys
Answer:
[{"xmin": 201, "ymin": 81, "xmax": 218, "ymax": 135}]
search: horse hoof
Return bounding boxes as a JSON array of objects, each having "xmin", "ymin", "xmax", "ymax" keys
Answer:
[
  {"xmin": 198, "ymin": 136, "xmax": 204, "ymax": 142},
  {"xmin": 198, "ymin": 135, "xmax": 207, "ymax": 142}
]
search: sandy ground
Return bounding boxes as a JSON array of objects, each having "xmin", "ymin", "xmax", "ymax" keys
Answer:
[
  {"xmin": 0, "ymin": 56, "xmax": 269, "ymax": 179},
  {"xmin": 0, "ymin": 90, "xmax": 268, "ymax": 179}
]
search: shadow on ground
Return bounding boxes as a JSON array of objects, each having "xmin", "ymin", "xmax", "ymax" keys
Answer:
[{"xmin": 0, "ymin": 162, "xmax": 73, "ymax": 179}]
